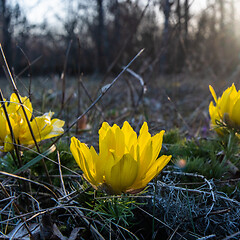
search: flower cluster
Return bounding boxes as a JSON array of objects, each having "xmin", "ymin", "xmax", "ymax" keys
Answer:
[
  {"xmin": 209, "ymin": 83, "xmax": 240, "ymax": 133},
  {"xmin": 70, "ymin": 121, "xmax": 171, "ymax": 194},
  {"xmin": 0, "ymin": 93, "xmax": 65, "ymax": 152}
]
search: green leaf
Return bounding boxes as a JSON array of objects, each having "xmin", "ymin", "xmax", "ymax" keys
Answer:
[{"xmin": 13, "ymin": 145, "xmax": 56, "ymax": 174}]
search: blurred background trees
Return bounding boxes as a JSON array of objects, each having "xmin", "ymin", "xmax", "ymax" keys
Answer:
[{"xmin": 0, "ymin": 0, "xmax": 239, "ymax": 77}]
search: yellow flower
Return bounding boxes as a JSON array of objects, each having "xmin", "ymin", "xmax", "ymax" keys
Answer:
[
  {"xmin": 70, "ymin": 121, "xmax": 171, "ymax": 194},
  {"xmin": 209, "ymin": 84, "xmax": 240, "ymax": 133},
  {"xmin": 0, "ymin": 93, "xmax": 65, "ymax": 152}
]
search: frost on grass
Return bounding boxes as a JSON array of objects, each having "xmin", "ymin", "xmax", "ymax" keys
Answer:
[{"xmin": 143, "ymin": 170, "xmax": 240, "ymax": 238}]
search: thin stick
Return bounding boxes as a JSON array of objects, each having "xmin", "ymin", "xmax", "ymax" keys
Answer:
[
  {"xmin": 134, "ymin": 204, "xmax": 188, "ymax": 240},
  {"xmin": 2, "ymin": 205, "xmax": 106, "ymax": 240},
  {"xmin": 0, "ymin": 182, "xmax": 33, "ymax": 239},
  {"xmin": 78, "ymin": 76, "xmax": 105, "ymax": 118},
  {"xmin": 0, "ymin": 44, "xmax": 52, "ymax": 185},
  {"xmin": 157, "ymin": 181, "xmax": 240, "ymax": 205},
  {"xmin": 16, "ymin": 44, "xmax": 33, "ymax": 100},
  {"xmin": 222, "ymin": 231, "xmax": 240, "ymax": 240},
  {"xmin": 0, "ymin": 89, "xmax": 22, "ymax": 167},
  {"xmin": 6, "ymin": 143, "xmax": 79, "ymax": 176},
  {"xmin": 164, "ymin": 91, "xmax": 192, "ymax": 134},
  {"xmin": 57, "ymin": 151, "xmax": 67, "ymax": 197},
  {"xmin": 76, "ymin": 76, "xmax": 81, "ymax": 134},
  {"xmin": 51, "ymin": 49, "xmax": 144, "ymax": 145},
  {"xmin": 98, "ymin": 1, "xmax": 150, "ymax": 92},
  {"xmin": 161, "ymin": 171, "xmax": 216, "ymax": 215},
  {"xmin": 196, "ymin": 235, "xmax": 217, "ymax": 240},
  {"xmin": 16, "ymin": 55, "xmax": 42, "ymax": 79},
  {"xmin": 60, "ymin": 40, "xmax": 72, "ymax": 112},
  {"xmin": 0, "ymin": 171, "xmax": 57, "ymax": 199}
]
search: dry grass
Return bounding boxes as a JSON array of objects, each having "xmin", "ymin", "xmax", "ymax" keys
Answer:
[{"xmin": 1, "ymin": 46, "xmax": 240, "ymax": 239}]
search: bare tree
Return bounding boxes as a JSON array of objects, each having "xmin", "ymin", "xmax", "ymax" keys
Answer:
[
  {"xmin": 96, "ymin": 0, "xmax": 107, "ymax": 73},
  {"xmin": 0, "ymin": 0, "xmax": 12, "ymax": 66},
  {"xmin": 184, "ymin": 0, "xmax": 189, "ymax": 47},
  {"xmin": 219, "ymin": 0, "xmax": 225, "ymax": 31},
  {"xmin": 159, "ymin": 0, "xmax": 174, "ymax": 73},
  {"xmin": 230, "ymin": 0, "xmax": 235, "ymax": 36}
]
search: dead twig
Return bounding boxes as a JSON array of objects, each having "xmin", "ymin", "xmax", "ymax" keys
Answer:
[
  {"xmin": 60, "ymin": 40, "xmax": 72, "ymax": 113},
  {"xmin": 162, "ymin": 171, "xmax": 216, "ymax": 215},
  {"xmin": 222, "ymin": 231, "xmax": 240, "ymax": 240},
  {"xmin": 51, "ymin": 49, "xmax": 144, "ymax": 146},
  {"xmin": 134, "ymin": 204, "xmax": 188, "ymax": 240},
  {"xmin": 0, "ymin": 171, "xmax": 57, "ymax": 199},
  {"xmin": 0, "ymin": 182, "xmax": 33, "ymax": 239},
  {"xmin": 0, "ymin": 44, "xmax": 52, "ymax": 185},
  {"xmin": 16, "ymin": 44, "xmax": 34, "ymax": 101},
  {"xmin": 57, "ymin": 151, "xmax": 68, "ymax": 197},
  {"xmin": 97, "ymin": 0, "xmax": 150, "ymax": 92},
  {"xmin": 197, "ymin": 235, "xmax": 216, "ymax": 240},
  {"xmin": 0, "ymin": 90, "xmax": 22, "ymax": 167}
]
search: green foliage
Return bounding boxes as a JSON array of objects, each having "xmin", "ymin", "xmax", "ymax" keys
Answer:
[
  {"xmin": 185, "ymin": 156, "xmax": 226, "ymax": 179},
  {"xmin": 21, "ymin": 141, "xmax": 76, "ymax": 174},
  {"xmin": 0, "ymin": 152, "xmax": 16, "ymax": 172},
  {"xmin": 163, "ymin": 128, "xmax": 182, "ymax": 144},
  {"xmin": 87, "ymin": 195, "xmax": 136, "ymax": 227},
  {"xmin": 162, "ymin": 128, "xmax": 240, "ymax": 179},
  {"xmin": 48, "ymin": 140, "xmax": 78, "ymax": 172},
  {"xmin": 0, "ymin": 140, "xmax": 77, "ymax": 189}
]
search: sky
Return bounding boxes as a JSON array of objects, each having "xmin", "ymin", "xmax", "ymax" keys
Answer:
[
  {"xmin": 11, "ymin": 0, "xmax": 240, "ymax": 26},
  {"xmin": 14, "ymin": 0, "xmax": 66, "ymax": 25},
  {"xmin": 13, "ymin": 0, "xmax": 210, "ymax": 24}
]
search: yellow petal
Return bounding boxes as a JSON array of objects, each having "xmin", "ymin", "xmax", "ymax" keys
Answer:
[
  {"xmin": 111, "ymin": 123, "xmax": 119, "ymax": 133},
  {"xmin": 137, "ymin": 139, "xmax": 152, "ymax": 178},
  {"xmin": 130, "ymin": 155, "xmax": 171, "ymax": 190},
  {"xmin": 19, "ymin": 116, "xmax": 47, "ymax": 144},
  {"xmin": 0, "ymin": 94, "xmax": 64, "ymax": 151},
  {"xmin": 9, "ymin": 93, "xmax": 33, "ymax": 121},
  {"xmin": 0, "ymin": 113, "xmax": 8, "ymax": 144},
  {"xmin": 209, "ymin": 101, "xmax": 219, "ymax": 125},
  {"xmin": 4, "ymin": 135, "xmax": 14, "ymax": 152},
  {"xmin": 138, "ymin": 122, "xmax": 151, "ymax": 153},
  {"xmin": 220, "ymin": 85, "xmax": 235, "ymax": 115},
  {"xmin": 71, "ymin": 121, "xmax": 172, "ymax": 195},
  {"xmin": 151, "ymin": 130, "xmax": 165, "ymax": 161},
  {"xmin": 70, "ymin": 137, "xmax": 97, "ymax": 186},
  {"xmin": 121, "ymin": 121, "xmax": 137, "ymax": 150},
  {"xmin": 70, "ymin": 137, "xmax": 82, "ymax": 167},
  {"xmin": 102, "ymin": 150, "xmax": 116, "ymax": 184},
  {"xmin": 228, "ymin": 85, "xmax": 238, "ymax": 117},
  {"xmin": 107, "ymin": 153, "xmax": 138, "ymax": 194},
  {"xmin": 209, "ymin": 85, "xmax": 217, "ymax": 103},
  {"xmin": 20, "ymin": 113, "xmax": 64, "ymax": 145},
  {"xmin": 99, "ymin": 122, "xmax": 111, "ymax": 141},
  {"xmin": 9, "ymin": 115, "xmax": 22, "ymax": 141},
  {"xmin": 100, "ymin": 127, "xmax": 116, "ymax": 154},
  {"xmin": 114, "ymin": 125, "xmax": 125, "ymax": 157},
  {"xmin": 89, "ymin": 146, "xmax": 103, "ymax": 184},
  {"xmin": 46, "ymin": 118, "xmax": 65, "ymax": 136},
  {"xmin": 231, "ymin": 98, "xmax": 240, "ymax": 126}
]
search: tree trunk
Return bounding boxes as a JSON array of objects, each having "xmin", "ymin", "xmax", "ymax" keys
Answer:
[
  {"xmin": 230, "ymin": 0, "xmax": 235, "ymax": 36},
  {"xmin": 0, "ymin": 0, "xmax": 12, "ymax": 67},
  {"xmin": 160, "ymin": 0, "xmax": 171, "ymax": 74},
  {"xmin": 175, "ymin": 0, "xmax": 183, "ymax": 72},
  {"xmin": 114, "ymin": 0, "xmax": 120, "ymax": 47},
  {"xmin": 219, "ymin": 0, "xmax": 224, "ymax": 31},
  {"xmin": 184, "ymin": 0, "xmax": 189, "ymax": 47},
  {"xmin": 96, "ymin": 0, "xmax": 106, "ymax": 73}
]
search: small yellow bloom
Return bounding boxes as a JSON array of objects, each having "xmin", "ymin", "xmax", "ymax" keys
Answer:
[
  {"xmin": 70, "ymin": 121, "xmax": 171, "ymax": 194},
  {"xmin": 209, "ymin": 84, "xmax": 240, "ymax": 133},
  {"xmin": 0, "ymin": 93, "xmax": 65, "ymax": 152}
]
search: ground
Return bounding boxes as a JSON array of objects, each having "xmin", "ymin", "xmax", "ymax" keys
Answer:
[{"xmin": 1, "ymin": 71, "xmax": 240, "ymax": 239}]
